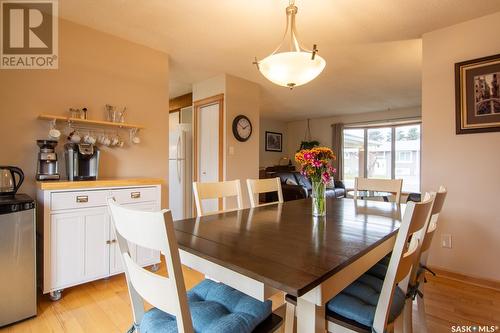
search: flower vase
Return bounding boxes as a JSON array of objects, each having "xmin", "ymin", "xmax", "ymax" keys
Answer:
[{"xmin": 311, "ymin": 180, "xmax": 326, "ymax": 217}]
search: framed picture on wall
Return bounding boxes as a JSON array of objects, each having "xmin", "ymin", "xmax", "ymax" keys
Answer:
[
  {"xmin": 265, "ymin": 131, "xmax": 282, "ymax": 152},
  {"xmin": 455, "ymin": 53, "xmax": 500, "ymax": 134}
]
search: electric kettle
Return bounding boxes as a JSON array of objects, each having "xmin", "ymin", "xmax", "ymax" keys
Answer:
[{"xmin": 0, "ymin": 166, "xmax": 24, "ymax": 196}]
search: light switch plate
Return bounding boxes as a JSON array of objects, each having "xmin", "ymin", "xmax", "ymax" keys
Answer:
[
  {"xmin": 228, "ymin": 146, "xmax": 235, "ymax": 155},
  {"xmin": 441, "ymin": 234, "xmax": 452, "ymax": 248}
]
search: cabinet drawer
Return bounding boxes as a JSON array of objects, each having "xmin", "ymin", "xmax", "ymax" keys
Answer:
[
  {"xmin": 51, "ymin": 190, "xmax": 111, "ymax": 211},
  {"xmin": 111, "ymin": 187, "xmax": 158, "ymax": 205}
]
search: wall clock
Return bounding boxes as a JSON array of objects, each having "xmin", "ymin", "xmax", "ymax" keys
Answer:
[{"xmin": 232, "ymin": 115, "xmax": 252, "ymax": 142}]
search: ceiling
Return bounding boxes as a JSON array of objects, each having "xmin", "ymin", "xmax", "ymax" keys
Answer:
[{"xmin": 60, "ymin": 0, "xmax": 500, "ymax": 120}]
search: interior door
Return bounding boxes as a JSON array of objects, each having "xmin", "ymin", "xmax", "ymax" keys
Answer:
[{"xmin": 195, "ymin": 95, "xmax": 223, "ymax": 214}]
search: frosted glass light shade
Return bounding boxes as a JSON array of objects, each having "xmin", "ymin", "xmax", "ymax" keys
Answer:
[{"xmin": 258, "ymin": 51, "xmax": 326, "ymax": 88}]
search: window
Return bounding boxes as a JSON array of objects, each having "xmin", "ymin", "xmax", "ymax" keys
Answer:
[
  {"xmin": 396, "ymin": 151, "xmax": 412, "ymax": 162},
  {"xmin": 342, "ymin": 123, "xmax": 421, "ymax": 192},
  {"xmin": 342, "ymin": 129, "xmax": 365, "ymax": 189},
  {"xmin": 367, "ymin": 128, "xmax": 392, "ymax": 179},
  {"xmin": 395, "ymin": 125, "xmax": 420, "ymax": 192}
]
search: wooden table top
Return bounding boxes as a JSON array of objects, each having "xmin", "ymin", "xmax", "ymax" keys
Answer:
[{"xmin": 174, "ymin": 198, "xmax": 404, "ymax": 297}]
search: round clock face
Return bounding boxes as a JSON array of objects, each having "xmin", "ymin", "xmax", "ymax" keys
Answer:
[{"xmin": 233, "ymin": 115, "xmax": 252, "ymax": 142}]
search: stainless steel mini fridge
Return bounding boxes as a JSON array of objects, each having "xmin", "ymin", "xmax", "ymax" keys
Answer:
[{"xmin": 0, "ymin": 194, "xmax": 36, "ymax": 327}]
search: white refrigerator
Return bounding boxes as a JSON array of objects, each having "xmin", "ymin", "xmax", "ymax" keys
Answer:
[{"xmin": 169, "ymin": 123, "xmax": 192, "ymax": 221}]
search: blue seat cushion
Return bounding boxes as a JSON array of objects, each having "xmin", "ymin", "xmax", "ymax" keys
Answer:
[
  {"xmin": 366, "ymin": 254, "xmax": 391, "ymax": 280},
  {"xmin": 140, "ymin": 279, "xmax": 272, "ymax": 333},
  {"xmin": 326, "ymin": 273, "xmax": 405, "ymax": 328}
]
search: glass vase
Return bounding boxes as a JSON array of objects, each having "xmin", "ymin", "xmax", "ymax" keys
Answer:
[{"xmin": 311, "ymin": 180, "xmax": 326, "ymax": 217}]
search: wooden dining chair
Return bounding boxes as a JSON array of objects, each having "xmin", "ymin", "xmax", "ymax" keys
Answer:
[
  {"xmin": 107, "ymin": 198, "xmax": 283, "ymax": 333},
  {"xmin": 354, "ymin": 177, "xmax": 404, "ymax": 203},
  {"xmin": 412, "ymin": 186, "xmax": 447, "ymax": 333},
  {"xmin": 193, "ymin": 180, "xmax": 243, "ymax": 216},
  {"xmin": 367, "ymin": 186, "xmax": 447, "ymax": 333},
  {"xmin": 284, "ymin": 193, "xmax": 435, "ymax": 333},
  {"xmin": 246, "ymin": 178, "xmax": 283, "ymax": 208}
]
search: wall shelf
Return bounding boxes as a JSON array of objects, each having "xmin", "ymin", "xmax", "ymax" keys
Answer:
[{"xmin": 38, "ymin": 114, "xmax": 145, "ymax": 129}]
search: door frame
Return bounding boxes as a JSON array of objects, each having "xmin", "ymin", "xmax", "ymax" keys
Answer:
[{"xmin": 193, "ymin": 94, "xmax": 224, "ymax": 206}]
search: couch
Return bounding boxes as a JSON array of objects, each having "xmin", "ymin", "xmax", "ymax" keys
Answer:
[{"xmin": 263, "ymin": 171, "xmax": 346, "ymax": 203}]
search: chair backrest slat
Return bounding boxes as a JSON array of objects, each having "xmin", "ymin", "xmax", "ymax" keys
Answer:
[
  {"xmin": 246, "ymin": 178, "xmax": 283, "ymax": 208},
  {"xmin": 193, "ymin": 180, "xmax": 243, "ymax": 216},
  {"xmin": 420, "ymin": 186, "xmax": 447, "ymax": 257},
  {"xmin": 107, "ymin": 204, "xmax": 168, "ymax": 254},
  {"xmin": 107, "ymin": 199, "xmax": 194, "ymax": 333},
  {"xmin": 354, "ymin": 177, "xmax": 403, "ymax": 203},
  {"xmin": 431, "ymin": 185, "xmax": 447, "ymax": 215},
  {"xmin": 395, "ymin": 236, "xmax": 419, "ymax": 283},
  {"xmin": 420, "ymin": 223, "xmax": 436, "ymax": 254},
  {"xmin": 123, "ymin": 254, "xmax": 178, "ymax": 314},
  {"xmin": 372, "ymin": 192, "xmax": 435, "ymax": 332}
]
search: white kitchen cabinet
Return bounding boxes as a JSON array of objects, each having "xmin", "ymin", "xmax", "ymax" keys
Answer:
[
  {"xmin": 50, "ymin": 212, "xmax": 85, "ymax": 288},
  {"xmin": 37, "ymin": 182, "xmax": 162, "ymax": 300},
  {"xmin": 83, "ymin": 210, "xmax": 110, "ymax": 281},
  {"xmin": 109, "ymin": 222, "xmax": 126, "ymax": 275},
  {"xmin": 50, "ymin": 208, "xmax": 110, "ymax": 291}
]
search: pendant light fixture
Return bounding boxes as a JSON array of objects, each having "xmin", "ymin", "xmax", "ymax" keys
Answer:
[{"xmin": 253, "ymin": 0, "xmax": 326, "ymax": 89}]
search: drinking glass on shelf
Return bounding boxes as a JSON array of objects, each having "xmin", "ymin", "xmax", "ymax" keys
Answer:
[
  {"xmin": 105, "ymin": 104, "xmax": 116, "ymax": 122},
  {"xmin": 69, "ymin": 108, "xmax": 81, "ymax": 119}
]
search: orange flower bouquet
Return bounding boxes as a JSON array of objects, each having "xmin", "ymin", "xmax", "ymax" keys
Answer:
[{"xmin": 295, "ymin": 147, "xmax": 336, "ymax": 216}]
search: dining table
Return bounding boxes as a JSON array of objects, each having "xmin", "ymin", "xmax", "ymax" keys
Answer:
[{"xmin": 173, "ymin": 198, "xmax": 404, "ymax": 333}]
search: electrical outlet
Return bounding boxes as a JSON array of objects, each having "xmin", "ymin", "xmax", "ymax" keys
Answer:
[{"xmin": 441, "ymin": 234, "xmax": 452, "ymax": 248}]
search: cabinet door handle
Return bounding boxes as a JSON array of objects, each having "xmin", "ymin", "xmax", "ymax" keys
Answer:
[
  {"xmin": 106, "ymin": 239, "xmax": 117, "ymax": 245},
  {"xmin": 76, "ymin": 195, "xmax": 89, "ymax": 203},
  {"xmin": 131, "ymin": 192, "xmax": 141, "ymax": 199}
]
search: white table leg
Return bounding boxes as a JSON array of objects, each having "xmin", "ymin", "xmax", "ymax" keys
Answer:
[{"xmin": 296, "ymin": 297, "xmax": 326, "ymax": 333}]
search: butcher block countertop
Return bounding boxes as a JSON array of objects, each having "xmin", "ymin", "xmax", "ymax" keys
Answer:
[{"xmin": 37, "ymin": 178, "xmax": 164, "ymax": 191}]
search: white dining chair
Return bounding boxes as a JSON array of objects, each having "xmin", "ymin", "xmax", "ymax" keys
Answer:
[
  {"xmin": 246, "ymin": 178, "xmax": 283, "ymax": 208},
  {"xmin": 284, "ymin": 193, "xmax": 435, "ymax": 333},
  {"xmin": 107, "ymin": 198, "xmax": 282, "ymax": 333},
  {"xmin": 354, "ymin": 177, "xmax": 403, "ymax": 203},
  {"xmin": 193, "ymin": 180, "xmax": 243, "ymax": 216}
]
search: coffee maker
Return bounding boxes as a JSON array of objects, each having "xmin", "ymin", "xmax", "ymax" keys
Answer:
[
  {"xmin": 36, "ymin": 140, "xmax": 60, "ymax": 180},
  {"xmin": 64, "ymin": 143, "xmax": 100, "ymax": 181}
]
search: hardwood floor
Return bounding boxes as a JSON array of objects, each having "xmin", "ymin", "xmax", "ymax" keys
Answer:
[{"xmin": 1, "ymin": 264, "xmax": 499, "ymax": 333}]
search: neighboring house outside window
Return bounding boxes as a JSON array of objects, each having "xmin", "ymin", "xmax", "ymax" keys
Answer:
[{"xmin": 342, "ymin": 123, "xmax": 421, "ymax": 193}]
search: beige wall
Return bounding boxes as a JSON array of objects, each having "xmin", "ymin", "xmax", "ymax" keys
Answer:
[
  {"xmin": 259, "ymin": 118, "xmax": 289, "ymax": 168},
  {"xmin": 0, "ymin": 19, "xmax": 170, "ymax": 207},
  {"xmin": 225, "ymin": 75, "xmax": 260, "ymax": 208},
  {"xmin": 422, "ymin": 12, "xmax": 500, "ymax": 282},
  {"xmin": 192, "ymin": 74, "xmax": 260, "ymax": 209},
  {"xmin": 192, "ymin": 75, "xmax": 225, "ymax": 102},
  {"xmin": 286, "ymin": 107, "xmax": 421, "ymax": 156}
]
